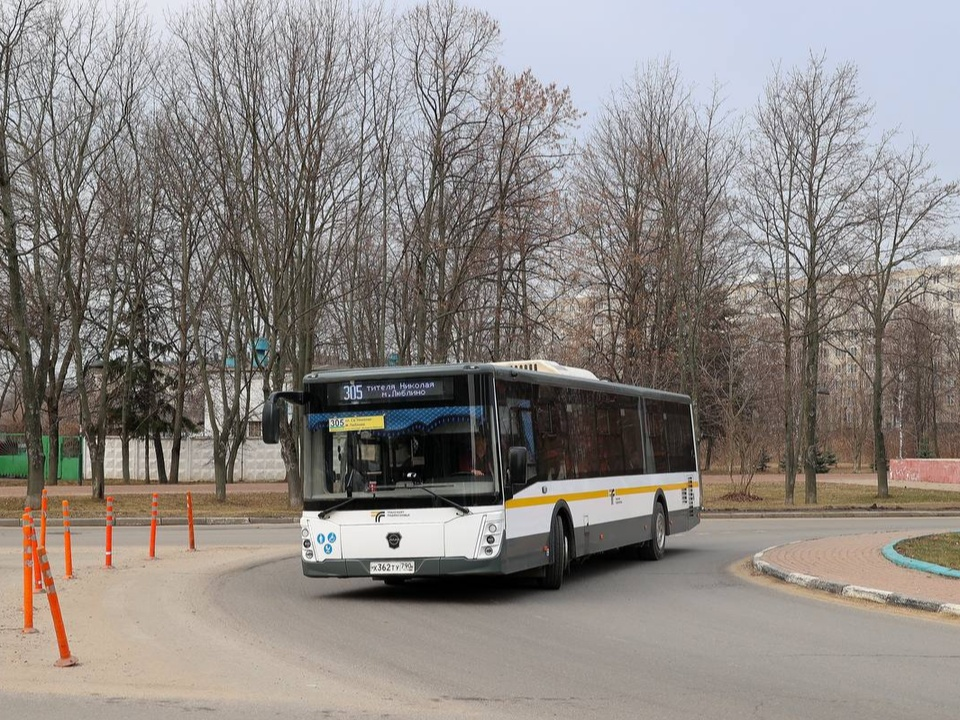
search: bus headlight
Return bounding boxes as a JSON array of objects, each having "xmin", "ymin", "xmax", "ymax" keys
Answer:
[{"xmin": 475, "ymin": 513, "xmax": 504, "ymax": 559}]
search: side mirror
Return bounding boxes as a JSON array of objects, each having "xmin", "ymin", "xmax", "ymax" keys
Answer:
[
  {"xmin": 508, "ymin": 446, "xmax": 528, "ymax": 489},
  {"xmin": 262, "ymin": 395, "xmax": 281, "ymax": 444},
  {"xmin": 262, "ymin": 391, "xmax": 304, "ymax": 444}
]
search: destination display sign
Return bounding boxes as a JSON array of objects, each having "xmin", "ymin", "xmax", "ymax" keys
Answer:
[
  {"xmin": 328, "ymin": 378, "xmax": 453, "ymax": 405},
  {"xmin": 328, "ymin": 415, "xmax": 385, "ymax": 432}
]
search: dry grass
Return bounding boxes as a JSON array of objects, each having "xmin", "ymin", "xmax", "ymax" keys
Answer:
[
  {"xmin": 1, "ymin": 492, "xmax": 298, "ymax": 520},
  {"xmin": 3, "ymin": 474, "xmax": 960, "ymax": 520},
  {"xmin": 895, "ymin": 533, "xmax": 960, "ymax": 571},
  {"xmin": 702, "ymin": 475, "xmax": 960, "ymax": 511}
]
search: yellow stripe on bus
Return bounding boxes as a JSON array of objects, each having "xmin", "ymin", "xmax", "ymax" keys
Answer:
[{"xmin": 505, "ymin": 480, "xmax": 699, "ymax": 509}]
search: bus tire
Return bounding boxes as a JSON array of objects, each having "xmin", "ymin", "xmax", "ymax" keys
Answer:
[
  {"xmin": 641, "ymin": 501, "xmax": 666, "ymax": 561},
  {"xmin": 540, "ymin": 515, "xmax": 568, "ymax": 590}
]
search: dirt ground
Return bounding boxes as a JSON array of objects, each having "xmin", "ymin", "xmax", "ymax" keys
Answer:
[{"xmin": 0, "ymin": 541, "xmax": 385, "ymax": 712}]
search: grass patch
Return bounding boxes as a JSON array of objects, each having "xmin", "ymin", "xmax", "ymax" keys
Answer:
[
  {"xmin": 3, "ymin": 475, "xmax": 960, "ymax": 519},
  {"xmin": 0, "ymin": 492, "xmax": 299, "ymax": 520},
  {"xmin": 895, "ymin": 533, "xmax": 960, "ymax": 571},
  {"xmin": 702, "ymin": 477, "xmax": 960, "ymax": 511}
]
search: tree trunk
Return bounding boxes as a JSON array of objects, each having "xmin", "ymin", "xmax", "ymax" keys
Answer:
[
  {"xmin": 802, "ymin": 287, "xmax": 820, "ymax": 505},
  {"xmin": 153, "ymin": 428, "xmax": 168, "ymax": 484},
  {"xmin": 121, "ymin": 426, "xmax": 131, "ymax": 483},
  {"xmin": 280, "ymin": 413, "xmax": 303, "ymax": 509},
  {"xmin": 46, "ymin": 403, "xmax": 60, "ymax": 487},
  {"xmin": 783, "ymin": 329, "xmax": 797, "ymax": 505},
  {"xmin": 214, "ymin": 438, "xmax": 228, "ymax": 502},
  {"xmin": 87, "ymin": 432, "xmax": 106, "ymax": 500}
]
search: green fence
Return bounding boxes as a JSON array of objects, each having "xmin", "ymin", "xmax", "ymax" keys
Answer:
[{"xmin": 0, "ymin": 434, "xmax": 83, "ymax": 482}]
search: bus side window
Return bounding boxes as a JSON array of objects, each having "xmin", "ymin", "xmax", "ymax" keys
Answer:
[
  {"xmin": 644, "ymin": 399, "xmax": 668, "ymax": 474},
  {"xmin": 619, "ymin": 397, "xmax": 645, "ymax": 474},
  {"xmin": 496, "ymin": 379, "xmax": 537, "ymax": 486},
  {"xmin": 664, "ymin": 402, "xmax": 697, "ymax": 472},
  {"xmin": 534, "ymin": 385, "xmax": 569, "ymax": 482}
]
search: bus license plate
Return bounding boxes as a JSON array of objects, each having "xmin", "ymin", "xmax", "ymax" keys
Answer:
[{"xmin": 370, "ymin": 560, "xmax": 415, "ymax": 575}]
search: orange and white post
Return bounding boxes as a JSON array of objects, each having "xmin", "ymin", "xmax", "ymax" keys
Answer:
[
  {"xmin": 186, "ymin": 491, "xmax": 196, "ymax": 551},
  {"xmin": 22, "ymin": 513, "xmax": 37, "ymax": 634},
  {"xmin": 25, "ymin": 508, "xmax": 42, "ymax": 592},
  {"xmin": 104, "ymin": 496, "xmax": 115, "ymax": 569},
  {"xmin": 37, "ymin": 545, "xmax": 78, "ymax": 667},
  {"xmin": 63, "ymin": 500, "xmax": 74, "ymax": 579},
  {"xmin": 148, "ymin": 492, "xmax": 159, "ymax": 559},
  {"xmin": 40, "ymin": 488, "xmax": 48, "ymax": 548}
]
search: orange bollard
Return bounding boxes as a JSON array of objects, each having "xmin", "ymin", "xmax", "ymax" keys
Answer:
[
  {"xmin": 148, "ymin": 492, "xmax": 158, "ymax": 559},
  {"xmin": 40, "ymin": 488, "xmax": 48, "ymax": 548},
  {"xmin": 25, "ymin": 508, "xmax": 43, "ymax": 592},
  {"xmin": 37, "ymin": 546, "xmax": 78, "ymax": 667},
  {"xmin": 186, "ymin": 492, "xmax": 196, "ymax": 551},
  {"xmin": 22, "ymin": 513, "xmax": 37, "ymax": 634},
  {"xmin": 104, "ymin": 496, "xmax": 114, "ymax": 569},
  {"xmin": 63, "ymin": 500, "xmax": 74, "ymax": 579}
]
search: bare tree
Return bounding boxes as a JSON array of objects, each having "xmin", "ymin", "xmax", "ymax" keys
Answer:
[
  {"xmin": 396, "ymin": 0, "xmax": 499, "ymax": 364},
  {"xmin": 702, "ymin": 300, "xmax": 780, "ymax": 498},
  {"xmin": 1, "ymin": 0, "xmax": 149, "ymax": 503},
  {"xmin": 744, "ymin": 55, "xmax": 875, "ymax": 504},
  {"xmin": 170, "ymin": 0, "xmax": 357, "ymax": 506},
  {"xmin": 574, "ymin": 68, "xmax": 664, "ymax": 385},
  {"xmin": 480, "ymin": 66, "xmax": 579, "ymax": 361},
  {"xmin": 574, "ymin": 58, "xmax": 739, "ymax": 425},
  {"xmin": 0, "ymin": 0, "xmax": 46, "ymax": 506},
  {"xmin": 333, "ymin": 1, "xmax": 402, "ymax": 367},
  {"xmin": 851, "ymin": 141, "xmax": 959, "ymax": 496}
]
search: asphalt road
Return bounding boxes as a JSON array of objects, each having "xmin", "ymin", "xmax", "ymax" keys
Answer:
[{"xmin": 1, "ymin": 517, "xmax": 959, "ymax": 719}]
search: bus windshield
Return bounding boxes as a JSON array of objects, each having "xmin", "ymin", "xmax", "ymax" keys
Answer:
[{"xmin": 303, "ymin": 374, "xmax": 498, "ymax": 504}]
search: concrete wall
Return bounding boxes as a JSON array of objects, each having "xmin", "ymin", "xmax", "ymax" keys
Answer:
[
  {"xmin": 83, "ymin": 437, "xmax": 287, "ymax": 483},
  {"xmin": 889, "ymin": 459, "xmax": 960, "ymax": 485}
]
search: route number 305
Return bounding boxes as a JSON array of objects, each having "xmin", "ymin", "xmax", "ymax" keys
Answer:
[{"xmin": 343, "ymin": 385, "xmax": 363, "ymax": 401}]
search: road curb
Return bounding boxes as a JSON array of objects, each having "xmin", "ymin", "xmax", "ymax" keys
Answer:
[
  {"xmin": 753, "ymin": 546, "xmax": 960, "ymax": 617},
  {"xmin": 881, "ymin": 539, "xmax": 960, "ymax": 579}
]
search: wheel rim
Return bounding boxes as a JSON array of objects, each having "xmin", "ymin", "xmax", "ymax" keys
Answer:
[{"xmin": 655, "ymin": 509, "xmax": 666, "ymax": 550}]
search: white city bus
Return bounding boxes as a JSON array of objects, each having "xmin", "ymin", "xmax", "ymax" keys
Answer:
[{"xmin": 262, "ymin": 360, "xmax": 700, "ymax": 589}]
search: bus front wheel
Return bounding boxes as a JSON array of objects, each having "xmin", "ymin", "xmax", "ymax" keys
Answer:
[{"xmin": 540, "ymin": 515, "xmax": 568, "ymax": 590}]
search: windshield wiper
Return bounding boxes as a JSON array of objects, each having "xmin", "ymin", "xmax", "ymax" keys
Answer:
[
  {"xmin": 409, "ymin": 484, "xmax": 471, "ymax": 515},
  {"xmin": 381, "ymin": 481, "xmax": 471, "ymax": 515},
  {"xmin": 318, "ymin": 496, "xmax": 357, "ymax": 519}
]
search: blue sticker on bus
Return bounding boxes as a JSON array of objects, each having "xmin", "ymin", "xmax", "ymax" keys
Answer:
[
  {"xmin": 323, "ymin": 544, "xmax": 334, "ymax": 555},
  {"xmin": 327, "ymin": 532, "xmax": 337, "ymax": 543},
  {"xmin": 316, "ymin": 533, "xmax": 326, "ymax": 544}
]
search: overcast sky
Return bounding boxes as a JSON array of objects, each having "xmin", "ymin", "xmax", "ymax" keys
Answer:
[{"xmin": 147, "ymin": 0, "xmax": 960, "ymax": 183}]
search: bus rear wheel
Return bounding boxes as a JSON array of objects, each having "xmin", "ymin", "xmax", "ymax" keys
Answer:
[
  {"xmin": 540, "ymin": 515, "xmax": 568, "ymax": 590},
  {"xmin": 640, "ymin": 501, "xmax": 666, "ymax": 561}
]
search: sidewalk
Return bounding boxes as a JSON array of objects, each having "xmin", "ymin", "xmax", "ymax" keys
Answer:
[{"xmin": 754, "ymin": 530, "xmax": 960, "ymax": 616}]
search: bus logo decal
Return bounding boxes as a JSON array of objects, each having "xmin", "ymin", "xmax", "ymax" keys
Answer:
[
  {"xmin": 373, "ymin": 511, "xmax": 385, "ymax": 523},
  {"xmin": 386, "ymin": 532, "xmax": 402, "ymax": 549}
]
